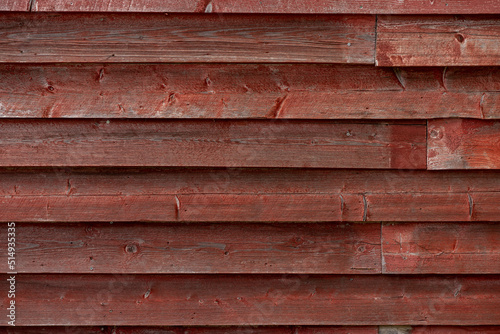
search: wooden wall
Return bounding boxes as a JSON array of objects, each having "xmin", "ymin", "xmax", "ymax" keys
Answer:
[{"xmin": 1, "ymin": 1, "xmax": 500, "ymax": 333}]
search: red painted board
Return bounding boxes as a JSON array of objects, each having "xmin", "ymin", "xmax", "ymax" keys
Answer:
[
  {"xmin": 0, "ymin": 120, "xmax": 427, "ymax": 169},
  {"xmin": 1, "ymin": 168, "xmax": 500, "ymax": 222},
  {"xmin": 428, "ymin": 119, "xmax": 500, "ymax": 169},
  {"xmin": 3, "ymin": 274, "xmax": 500, "ymax": 325},
  {"xmin": 4, "ymin": 192, "xmax": 500, "ymax": 222},
  {"xmin": 0, "ymin": 222, "xmax": 381, "ymax": 274},
  {"xmin": 2, "ymin": 64, "xmax": 498, "ymax": 119},
  {"xmin": 0, "ymin": 195, "xmax": 177, "ymax": 222},
  {"xmin": 30, "ymin": 0, "xmax": 500, "ymax": 14},
  {"xmin": 0, "ymin": 326, "xmax": 378, "ymax": 334},
  {"xmin": 379, "ymin": 327, "xmax": 500, "ymax": 334},
  {"xmin": 382, "ymin": 223, "xmax": 500, "ymax": 274},
  {"xmin": 376, "ymin": 15, "xmax": 500, "ymax": 66},
  {"xmin": 4, "ymin": 168, "xmax": 500, "ymax": 197},
  {"xmin": 0, "ymin": 13, "xmax": 375, "ymax": 64},
  {"xmin": 0, "ymin": 0, "xmax": 29, "ymax": 11}
]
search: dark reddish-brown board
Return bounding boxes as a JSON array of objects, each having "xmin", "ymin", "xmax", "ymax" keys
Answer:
[
  {"xmin": 4, "ymin": 274, "xmax": 500, "ymax": 325},
  {"xmin": 382, "ymin": 223, "xmax": 500, "ymax": 274},
  {"xmin": 3, "ymin": 64, "xmax": 500, "ymax": 119},
  {"xmin": 0, "ymin": 326, "xmax": 378, "ymax": 333},
  {"xmin": 0, "ymin": 120, "xmax": 426, "ymax": 169},
  {"xmin": 0, "ymin": 13, "xmax": 375, "ymax": 64},
  {"xmin": 23, "ymin": 0, "xmax": 500, "ymax": 14},
  {"xmin": 428, "ymin": 119, "xmax": 500, "ymax": 169},
  {"xmin": 0, "ymin": 195, "xmax": 177, "ymax": 222},
  {"xmin": 3, "ymin": 326, "xmax": 500, "ymax": 333},
  {"xmin": 376, "ymin": 15, "xmax": 500, "ymax": 66},
  {"xmin": 2, "ymin": 168, "xmax": 500, "ymax": 222},
  {"xmin": 379, "ymin": 326, "xmax": 500, "ymax": 334},
  {"xmin": 4, "ymin": 168, "xmax": 500, "ymax": 197},
  {"xmin": 0, "ymin": 222, "xmax": 381, "ymax": 274}
]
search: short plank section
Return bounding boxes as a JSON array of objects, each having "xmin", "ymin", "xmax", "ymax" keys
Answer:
[
  {"xmin": 428, "ymin": 119, "xmax": 500, "ymax": 169},
  {"xmin": 0, "ymin": 13, "xmax": 375, "ymax": 64},
  {"xmin": 0, "ymin": 222, "xmax": 381, "ymax": 274},
  {"xmin": 376, "ymin": 15, "xmax": 500, "ymax": 66},
  {"xmin": 382, "ymin": 223, "xmax": 500, "ymax": 274},
  {"xmin": 3, "ymin": 274, "xmax": 500, "ymax": 325},
  {"xmin": 0, "ymin": 0, "xmax": 29, "ymax": 11},
  {"xmin": 0, "ymin": 326, "xmax": 377, "ymax": 333},
  {"xmin": 4, "ymin": 64, "xmax": 500, "ymax": 119},
  {"xmin": 29, "ymin": 0, "xmax": 500, "ymax": 14},
  {"xmin": 2, "ymin": 168, "xmax": 500, "ymax": 222},
  {"xmin": 0, "ymin": 120, "xmax": 426, "ymax": 169}
]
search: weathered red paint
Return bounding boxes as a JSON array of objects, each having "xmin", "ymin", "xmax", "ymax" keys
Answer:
[
  {"xmin": 0, "ymin": 119, "xmax": 426, "ymax": 169},
  {"xmin": 428, "ymin": 119, "xmax": 500, "ymax": 169},
  {"xmin": 0, "ymin": 222, "xmax": 381, "ymax": 274},
  {"xmin": 383, "ymin": 223, "xmax": 500, "ymax": 274},
  {"xmin": 3, "ymin": 274, "xmax": 500, "ymax": 325},
  {"xmin": 2, "ymin": 64, "xmax": 498, "ymax": 119},
  {"xmin": 0, "ymin": 13, "xmax": 375, "ymax": 64},
  {"xmin": 377, "ymin": 15, "xmax": 500, "ymax": 66},
  {"xmin": 13, "ymin": 0, "xmax": 500, "ymax": 14}
]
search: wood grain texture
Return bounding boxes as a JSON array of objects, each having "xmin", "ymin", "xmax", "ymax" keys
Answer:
[
  {"xmin": 376, "ymin": 15, "xmax": 500, "ymax": 66},
  {"xmin": 379, "ymin": 326, "xmax": 500, "ymax": 334},
  {"xmin": 382, "ymin": 223, "xmax": 500, "ymax": 274},
  {"xmin": 3, "ymin": 64, "xmax": 500, "ymax": 119},
  {"xmin": 3, "ymin": 274, "xmax": 500, "ymax": 325},
  {"xmin": 428, "ymin": 119, "xmax": 500, "ymax": 169},
  {"xmin": 0, "ymin": 326, "xmax": 378, "ymax": 334},
  {"xmin": 0, "ymin": 0, "xmax": 29, "ymax": 11},
  {"xmin": 27, "ymin": 0, "xmax": 500, "ymax": 14},
  {"xmin": 0, "ymin": 13, "xmax": 375, "ymax": 64},
  {"xmin": 0, "ymin": 222, "xmax": 381, "ymax": 274},
  {"xmin": 1, "ymin": 168, "xmax": 500, "ymax": 222},
  {"xmin": 0, "ymin": 120, "xmax": 427, "ymax": 169},
  {"xmin": 2, "ymin": 327, "xmax": 498, "ymax": 334}
]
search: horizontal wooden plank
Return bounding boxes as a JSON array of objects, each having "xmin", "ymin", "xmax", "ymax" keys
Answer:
[
  {"xmin": 0, "ymin": 120, "xmax": 427, "ymax": 169},
  {"xmin": 376, "ymin": 15, "xmax": 500, "ymax": 66},
  {"xmin": 0, "ymin": 195, "xmax": 177, "ymax": 222},
  {"xmin": 0, "ymin": 13, "xmax": 375, "ymax": 64},
  {"xmin": 3, "ymin": 327, "xmax": 499, "ymax": 334},
  {"xmin": 0, "ymin": 0, "xmax": 28, "ymax": 11},
  {"xmin": 3, "ymin": 274, "xmax": 500, "ymax": 325},
  {"xmin": 382, "ymin": 223, "xmax": 500, "ymax": 274},
  {"xmin": 379, "ymin": 326, "xmax": 500, "ymax": 334},
  {"xmin": 20, "ymin": 0, "xmax": 500, "ymax": 14},
  {"xmin": 4, "ymin": 64, "xmax": 500, "ymax": 119},
  {"xmin": 2, "ymin": 168, "xmax": 500, "ymax": 222},
  {"xmin": 0, "ymin": 222, "xmax": 381, "ymax": 273},
  {"xmin": 4, "ymin": 168, "xmax": 500, "ymax": 197},
  {"xmin": 0, "ymin": 326, "xmax": 378, "ymax": 333},
  {"xmin": 428, "ymin": 119, "xmax": 500, "ymax": 169}
]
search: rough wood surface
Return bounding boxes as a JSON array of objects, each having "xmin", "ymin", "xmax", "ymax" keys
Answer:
[
  {"xmin": 3, "ymin": 326, "xmax": 498, "ymax": 333},
  {"xmin": 16, "ymin": 0, "xmax": 500, "ymax": 14},
  {"xmin": 376, "ymin": 15, "xmax": 500, "ymax": 66},
  {"xmin": 3, "ymin": 274, "xmax": 500, "ymax": 325},
  {"xmin": 0, "ymin": 120, "xmax": 426, "ymax": 169},
  {"xmin": 0, "ymin": 326, "xmax": 378, "ymax": 333},
  {"xmin": 382, "ymin": 223, "xmax": 500, "ymax": 274},
  {"xmin": 3, "ymin": 64, "xmax": 500, "ymax": 119},
  {"xmin": 1, "ymin": 168, "xmax": 500, "ymax": 222},
  {"xmin": 428, "ymin": 119, "xmax": 500, "ymax": 169},
  {"xmin": 0, "ymin": 222, "xmax": 381, "ymax": 274},
  {"xmin": 0, "ymin": 13, "xmax": 375, "ymax": 64},
  {"xmin": 379, "ymin": 326, "xmax": 500, "ymax": 334},
  {"xmin": 0, "ymin": 0, "xmax": 29, "ymax": 11}
]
